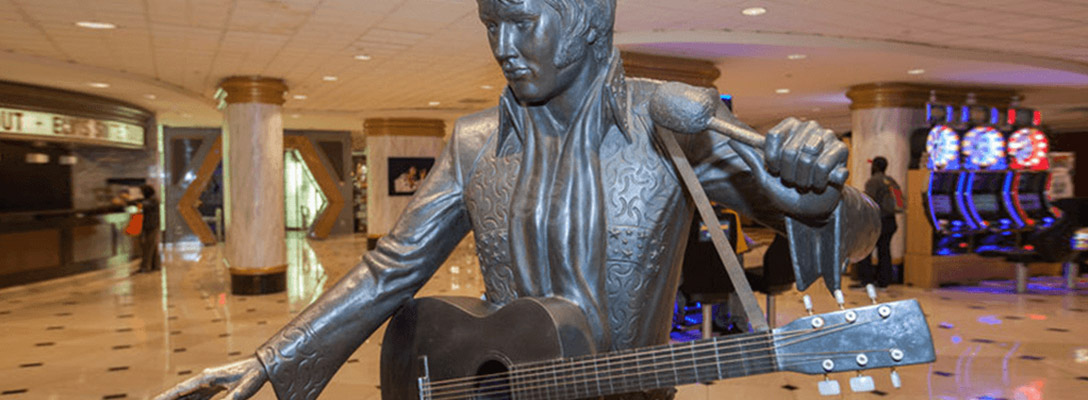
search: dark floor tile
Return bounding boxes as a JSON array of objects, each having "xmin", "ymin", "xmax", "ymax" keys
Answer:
[
  {"xmin": 968, "ymin": 305, "xmax": 985, "ymax": 310},
  {"xmin": 117, "ymin": 314, "xmax": 134, "ymax": 319},
  {"xmin": 102, "ymin": 394, "xmax": 127, "ymax": 399},
  {"xmin": 1077, "ymin": 376, "xmax": 1088, "ymax": 382},
  {"xmin": 173, "ymin": 348, "xmax": 186, "ymax": 353},
  {"xmin": 1028, "ymin": 298, "xmax": 1047, "ymax": 303},
  {"xmin": 61, "ymin": 301, "xmax": 77, "ymax": 305},
  {"xmin": 933, "ymin": 371, "xmax": 954, "ymax": 377},
  {"xmin": 871, "ymin": 390, "xmax": 887, "ymax": 396},
  {"xmin": 54, "ymin": 312, "xmax": 71, "ymax": 317},
  {"xmin": 34, "ymin": 342, "xmax": 54, "ymax": 347},
  {"xmin": 257, "ymin": 321, "xmax": 267, "ymax": 325},
  {"xmin": 45, "ymin": 326, "xmax": 63, "ymax": 330},
  {"xmin": 116, "ymin": 328, "xmax": 133, "ymax": 333},
  {"xmin": 1, "ymin": 389, "xmax": 28, "ymax": 396},
  {"xmin": 276, "ymin": 299, "xmax": 286, "ymax": 304},
  {"xmin": 781, "ymin": 384, "xmax": 797, "ymax": 391},
  {"xmin": 938, "ymin": 323, "xmax": 954, "ymax": 329},
  {"xmin": 19, "ymin": 363, "xmax": 43, "ymax": 368},
  {"xmin": 237, "ymin": 298, "xmax": 247, "ymax": 302},
  {"xmin": 168, "ymin": 316, "xmax": 178, "ymax": 321},
  {"xmin": 0, "ymin": 310, "xmax": 11, "ymax": 315},
  {"xmin": 211, "ymin": 318, "xmax": 223, "ymax": 323},
  {"xmin": 347, "ymin": 359, "xmax": 359, "ymax": 364},
  {"xmin": 228, "ymin": 351, "xmax": 242, "ymax": 356},
  {"xmin": 112, "ymin": 345, "xmax": 131, "ymax": 350},
  {"xmin": 971, "ymin": 338, "xmax": 995, "ymax": 344},
  {"xmin": 1004, "ymin": 316, "xmax": 1024, "ymax": 320},
  {"xmin": 246, "ymin": 308, "xmax": 257, "ymax": 313},
  {"xmin": 108, "ymin": 366, "xmax": 129, "ymax": 372},
  {"xmin": 1019, "ymin": 355, "xmax": 1045, "ymax": 361},
  {"xmin": 939, "ymin": 297, "xmax": 951, "ymax": 301},
  {"xmin": 178, "ymin": 370, "xmax": 192, "ymax": 376},
  {"xmin": 219, "ymin": 333, "xmax": 230, "ymax": 338},
  {"xmin": 167, "ymin": 304, "xmax": 176, "ymax": 309},
  {"xmin": 170, "ymin": 331, "xmax": 182, "ymax": 335},
  {"xmin": 204, "ymin": 306, "xmax": 213, "ymax": 310},
  {"xmin": 1047, "ymin": 328, "xmax": 1070, "ymax": 332}
]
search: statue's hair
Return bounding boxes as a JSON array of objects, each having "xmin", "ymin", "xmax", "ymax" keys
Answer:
[{"xmin": 481, "ymin": 0, "xmax": 615, "ymax": 67}]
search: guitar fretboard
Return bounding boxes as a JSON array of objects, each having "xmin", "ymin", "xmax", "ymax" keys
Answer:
[{"xmin": 425, "ymin": 332, "xmax": 779, "ymax": 400}]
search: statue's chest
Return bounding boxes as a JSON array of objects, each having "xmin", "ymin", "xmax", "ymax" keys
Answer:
[{"xmin": 463, "ymin": 134, "xmax": 684, "ymax": 270}]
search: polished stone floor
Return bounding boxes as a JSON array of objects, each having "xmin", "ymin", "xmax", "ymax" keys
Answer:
[{"xmin": 1, "ymin": 233, "xmax": 1086, "ymax": 400}]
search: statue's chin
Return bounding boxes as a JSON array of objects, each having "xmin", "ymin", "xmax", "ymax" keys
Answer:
[{"xmin": 507, "ymin": 84, "xmax": 552, "ymax": 106}]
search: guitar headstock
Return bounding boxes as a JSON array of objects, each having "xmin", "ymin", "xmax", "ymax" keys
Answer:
[{"xmin": 773, "ymin": 299, "xmax": 935, "ymax": 375}]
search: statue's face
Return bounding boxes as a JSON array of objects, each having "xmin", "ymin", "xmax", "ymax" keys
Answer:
[{"xmin": 479, "ymin": 0, "xmax": 585, "ymax": 104}]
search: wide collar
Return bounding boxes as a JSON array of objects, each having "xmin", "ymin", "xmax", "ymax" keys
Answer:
[{"xmin": 496, "ymin": 48, "xmax": 631, "ymax": 153}]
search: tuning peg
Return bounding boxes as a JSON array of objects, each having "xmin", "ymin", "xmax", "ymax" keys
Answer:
[
  {"xmin": 849, "ymin": 374, "xmax": 876, "ymax": 392},
  {"xmin": 834, "ymin": 289, "xmax": 846, "ymax": 310},
  {"xmin": 866, "ymin": 284, "xmax": 878, "ymax": 304},
  {"xmin": 890, "ymin": 369, "xmax": 901, "ymax": 389},
  {"xmin": 818, "ymin": 378, "xmax": 841, "ymax": 396},
  {"xmin": 803, "ymin": 295, "xmax": 814, "ymax": 315}
]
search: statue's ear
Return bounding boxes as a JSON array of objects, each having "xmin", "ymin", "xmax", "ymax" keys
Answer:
[{"xmin": 586, "ymin": 27, "xmax": 598, "ymax": 45}]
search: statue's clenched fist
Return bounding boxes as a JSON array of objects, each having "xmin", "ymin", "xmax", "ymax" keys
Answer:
[{"xmin": 154, "ymin": 356, "xmax": 266, "ymax": 400}]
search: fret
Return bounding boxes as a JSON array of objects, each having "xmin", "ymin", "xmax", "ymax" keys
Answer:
[
  {"xmin": 551, "ymin": 360, "xmax": 560, "ymax": 400},
  {"xmin": 572, "ymin": 358, "xmax": 585, "ymax": 399},
  {"xmin": 647, "ymin": 347, "xmax": 659, "ymax": 390},
  {"xmin": 688, "ymin": 340, "xmax": 700, "ymax": 384},
  {"xmin": 713, "ymin": 336, "xmax": 723, "ymax": 380},
  {"xmin": 668, "ymin": 343, "xmax": 680, "ymax": 386},
  {"xmin": 604, "ymin": 355, "xmax": 615, "ymax": 396},
  {"xmin": 592, "ymin": 357, "xmax": 602, "ymax": 397}
]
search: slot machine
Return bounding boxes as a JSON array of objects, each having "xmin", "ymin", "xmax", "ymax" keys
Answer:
[
  {"xmin": 1006, "ymin": 108, "xmax": 1059, "ymax": 230},
  {"xmin": 920, "ymin": 103, "xmax": 976, "ymax": 255}
]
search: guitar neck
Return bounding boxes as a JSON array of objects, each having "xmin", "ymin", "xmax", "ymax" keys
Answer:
[{"xmin": 505, "ymin": 332, "xmax": 779, "ymax": 399}]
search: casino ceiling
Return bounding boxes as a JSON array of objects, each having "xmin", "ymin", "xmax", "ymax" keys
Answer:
[{"xmin": 1, "ymin": 0, "xmax": 1086, "ymax": 133}]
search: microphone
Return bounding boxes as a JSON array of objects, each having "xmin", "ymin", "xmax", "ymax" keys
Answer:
[{"xmin": 649, "ymin": 81, "xmax": 848, "ymax": 186}]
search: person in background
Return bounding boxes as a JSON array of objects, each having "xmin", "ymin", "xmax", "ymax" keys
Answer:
[
  {"xmin": 138, "ymin": 184, "xmax": 161, "ymax": 273},
  {"xmin": 857, "ymin": 156, "xmax": 904, "ymax": 288}
]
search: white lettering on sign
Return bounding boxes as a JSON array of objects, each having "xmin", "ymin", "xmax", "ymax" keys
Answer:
[{"xmin": 0, "ymin": 107, "xmax": 144, "ymax": 147}]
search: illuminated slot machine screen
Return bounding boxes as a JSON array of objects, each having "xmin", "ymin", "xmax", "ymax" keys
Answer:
[
  {"xmin": 1008, "ymin": 127, "xmax": 1050, "ymax": 170},
  {"xmin": 961, "ymin": 126, "xmax": 1007, "ymax": 170},
  {"xmin": 930, "ymin": 194, "xmax": 954, "ymax": 215},
  {"xmin": 925, "ymin": 125, "xmax": 960, "ymax": 170},
  {"xmin": 1018, "ymin": 193, "xmax": 1042, "ymax": 212},
  {"xmin": 973, "ymin": 193, "xmax": 1000, "ymax": 215}
]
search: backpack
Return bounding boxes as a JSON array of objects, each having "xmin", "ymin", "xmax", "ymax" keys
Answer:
[{"xmin": 880, "ymin": 177, "xmax": 905, "ymax": 215}]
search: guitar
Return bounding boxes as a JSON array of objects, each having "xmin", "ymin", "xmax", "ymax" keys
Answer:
[{"xmin": 380, "ymin": 296, "xmax": 935, "ymax": 400}]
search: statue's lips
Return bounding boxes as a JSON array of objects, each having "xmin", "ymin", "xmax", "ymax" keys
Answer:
[{"xmin": 503, "ymin": 68, "xmax": 530, "ymax": 80}]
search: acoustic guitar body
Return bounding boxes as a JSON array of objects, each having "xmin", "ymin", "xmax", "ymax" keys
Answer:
[{"xmin": 380, "ymin": 296, "xmax": 597, "ymax": 400}]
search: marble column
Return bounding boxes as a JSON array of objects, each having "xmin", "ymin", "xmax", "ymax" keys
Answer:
[
  {"xmin": 364, "ymin": 118, "xmax": 446, "ymax": 249},
  {"xmin": 846, "ymin": 83, "xmax": 1017, "ymax": 266},
  {"xmin": 218, "ymin": 77, "xmax": 288, "ymax": 295}
]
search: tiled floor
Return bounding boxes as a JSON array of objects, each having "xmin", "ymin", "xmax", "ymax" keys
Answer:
[{"xmin": 1, "ymin": 233, "xmax": 1086, "ymax": 400}]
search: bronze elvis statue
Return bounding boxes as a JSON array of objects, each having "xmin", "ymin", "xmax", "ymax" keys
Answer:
[{"xmin": 156, "ymin": 0, "xmax": 879, "ymax": 399}]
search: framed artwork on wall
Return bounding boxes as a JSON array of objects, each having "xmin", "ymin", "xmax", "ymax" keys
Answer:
[{"xmin": 387, "ymin": 157, "xmax": 435, "ymax": 196}]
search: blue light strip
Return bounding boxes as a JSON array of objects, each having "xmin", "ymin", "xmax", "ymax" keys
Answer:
[
  {"xmin": 964, "ymin": 172, "xmax": 984, "ymax": 229},
  {"xmin": 956, "ymin": 172, "xmax": 979, "ymax": 230},
  {"xmin": 1002, "ymin": 171, "xmax": 1025, "ymax": 228},
  {"xmin": 927, "ymin": 172, "xmax": 939, "ymax": 229}
]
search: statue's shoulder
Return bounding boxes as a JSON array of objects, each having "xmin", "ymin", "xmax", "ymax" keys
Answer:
[
  {"xmin": 451, "ymin": 107, "xmax": 499, "ymax": 150},
  {"xmin": 622, "ymin": 77, "xmax": 667, "ymax": 115}
]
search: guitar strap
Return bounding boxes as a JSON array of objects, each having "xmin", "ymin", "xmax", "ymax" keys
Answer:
[{"xmin": 656, "ymin": 128, "xmax": 771, "ymax": 332}]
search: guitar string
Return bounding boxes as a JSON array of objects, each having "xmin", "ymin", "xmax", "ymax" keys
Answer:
[
  {"xmin": 424, "ymin": 324, "xmax": 807, "ymax": 390},
  {"xmin": 425, "ymin": 318, "xmax": 863, "ymax": 394},
  {"xmin": 425, "ymin": 320, "xmax": 872, "ymax": 398},
  {"xmin": 426, "ymin": 350, "xmax": 890, "ymax": 400},
  {"xmin": 424, "ymin": 320, "xmax": 851, "ymax": 396}
]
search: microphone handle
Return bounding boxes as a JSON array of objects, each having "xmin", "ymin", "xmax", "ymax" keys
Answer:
[{"xmin": 706, "ymin": 117, "xmax": 849, "ymax": 186}]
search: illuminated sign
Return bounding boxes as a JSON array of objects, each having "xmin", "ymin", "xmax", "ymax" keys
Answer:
[{"xmin": 0, "ymin": 107, "xmax": 144, "ymax": 148}]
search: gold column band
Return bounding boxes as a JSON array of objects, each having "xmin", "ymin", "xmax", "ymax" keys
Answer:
[
  {"xmin": 229, "ymin": 264, "xmax": 288, "ymax": 276},
  {"xmin": 218, "ymin": 76, "xmax": 289, "ymax": 105},
  {"xmin": 846, "ymin": 82, "xmax": 1019, "ymax": 110},
  {"xmin": 364, "ymin": 118, "xmax": 446, "ymax": 137},
  {"xmin": 620, "ymin": 51, "xmax": 721, "ymax": 89}
]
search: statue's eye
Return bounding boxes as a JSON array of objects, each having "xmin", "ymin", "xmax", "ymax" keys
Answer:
[
  {"xmin": 485, "ymin": 22, "xmax": 498, "ymax": 34},
  {"xmin": 515, "ymin": 19, "xmax": 533, "ymax": 30}
]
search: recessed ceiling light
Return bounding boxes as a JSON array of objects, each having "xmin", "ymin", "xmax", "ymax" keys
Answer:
[
  {"xmin": 428, "ymin": 101, "xmax": 441, "ymax": 107},
  {"xmin": 907, "ymin": 68, "xmax": 926, "ymax": 75},
  {"xmin": 182, "ymin": 113, "xmax": 193, "ymax": 118},
  {"xmin": 290, "ymin": 114, "xmax": 301, "ymax": 119},
  {"xmin": 811, "ymin": 107, "xmax": 822, "ymax": 112},
  {"xmin": 354, "ymin": 54, "xmax": 372, "ymax": 61},
  {"xmin": 741, "ymin": 7, "xmax": 767, "ymax": 16},
  {"xmin": 87, "ymin": 82, "xmax": 110, "ymax": 88},
  {"xmin": 481, "ymin": 85, "xmax": 494, "ymax": 90},
  {"xmin": 775, "ymin": 88, "xmax": 790, "ymax": 94},
  {"xmin": 322, "ymin": 76, "xmax": 338, "ymax": 82},
  {"xmin": 787, "ymin": 54, "xmax": 807, "ymax": 60},
  {"xmin": 144, "ymin": 94, "xmax": 157, "ymax": 100},
  {"xmin": 75, "ymin": 21, "xmax": 116, "ymax": 29},
  {"xmin": 293, "ymin": 95, "xmax": 307, "ymax": 100}
]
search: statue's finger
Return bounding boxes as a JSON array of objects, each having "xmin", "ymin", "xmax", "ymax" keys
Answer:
[
  {"xmin": 226, "ymin": 369, "xmax": 266, "ymax": 400},
  {"xmin": 153, "ymin": 374, "xmax": 215, "ymax": 400}
]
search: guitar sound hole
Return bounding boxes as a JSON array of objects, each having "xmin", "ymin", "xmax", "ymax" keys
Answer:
[{"xmin": 473, "ymin": 359, "xmax": 512, "ymax": 400}]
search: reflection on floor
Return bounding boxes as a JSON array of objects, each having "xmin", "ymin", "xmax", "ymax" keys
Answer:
[{"xmin": 1, "ymin": 233, "xmax": 1086, "ymax": 399}]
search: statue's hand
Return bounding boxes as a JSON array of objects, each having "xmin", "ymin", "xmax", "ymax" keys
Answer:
[
  {"xmin": 154, "ymin": 357, "xmax": 267, "ymax": 400},
  {"xmin": 729, "ymin": 117, "xmax": 848, "ymax": 219}
]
